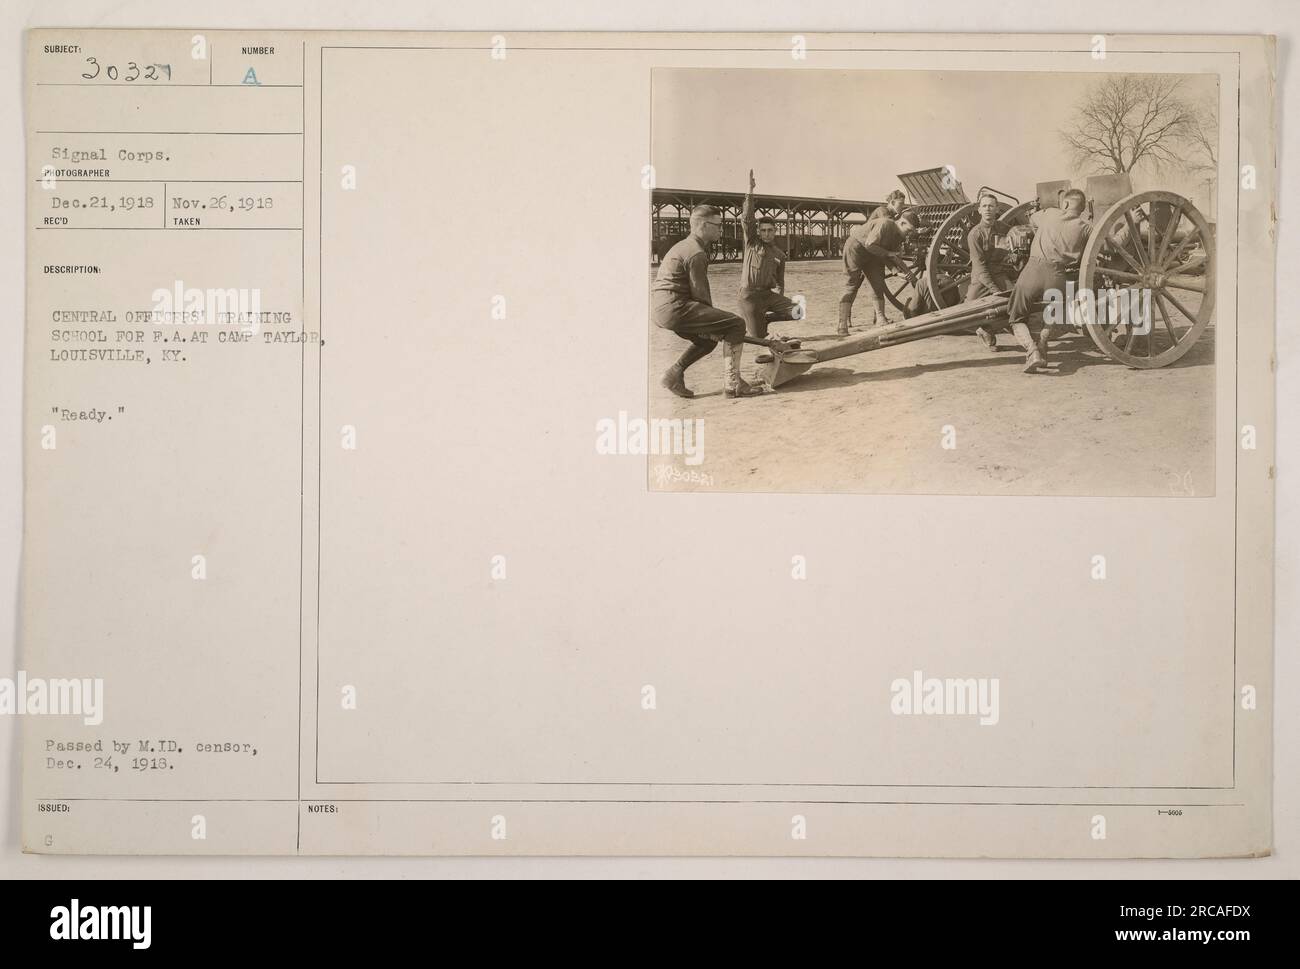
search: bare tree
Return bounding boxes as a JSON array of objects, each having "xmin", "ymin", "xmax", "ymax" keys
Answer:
[
  {"xmin": 1182, "ymin": 95, "xmax": 1218, "ymax": 177},
  {"xmin": 1060, "ymin": 75, "xmax": 1199, "ymax": 176}
]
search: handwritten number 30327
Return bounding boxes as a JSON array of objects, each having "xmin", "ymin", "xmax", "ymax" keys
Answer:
[{"xmin": 81, "ymin": 58, "xmax": 172, "ymax": 82}]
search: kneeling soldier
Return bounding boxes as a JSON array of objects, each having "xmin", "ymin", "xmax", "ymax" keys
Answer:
[{"xmin": 652, "ymin": 204, "xmax": 762, "ymax": 399}]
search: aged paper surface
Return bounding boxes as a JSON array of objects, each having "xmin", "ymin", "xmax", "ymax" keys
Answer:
[{"xmin": 20, "ymin": 30, "xmax": 1274, "ymax": 856}]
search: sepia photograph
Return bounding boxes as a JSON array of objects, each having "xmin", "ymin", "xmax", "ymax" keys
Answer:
[
  {"xmin": 6, "ymin": 16, "xmax": 1280, "ymax": 891},
  {"xmin": 649, "ymin": 68, "xmax": 1220, "ymax": 495}
]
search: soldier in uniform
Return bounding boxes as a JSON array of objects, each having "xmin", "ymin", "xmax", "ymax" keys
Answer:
[
  {"xmin": 905, "ymin": 270, "xmax": 960, "ymax": 318},
  {"xmin": 965, "ymin": 192, "xmax": 1014, "ymax": 351},
  {"xmin": 868, "ymin": 189, "xmax": 907, "ymax": 225},
  {"xmin": 652, "ymin": 204, "xmax": 762, "ymax": 399},
  {"xmin": 838, "ymin": 208, "xmax": 919, "ymax": 334},
  {"xmin": 736, "ymin": 170, "xmax": 803, "ymax": 364},
  {"xmin": 1007, "ymin": 188, "xmax": 1093, "ymax": 373}
]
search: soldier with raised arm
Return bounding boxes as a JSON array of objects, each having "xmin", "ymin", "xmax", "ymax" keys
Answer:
[{"xmin": 736, "ymin": 169, "xmax": 803, "ymax": 364}]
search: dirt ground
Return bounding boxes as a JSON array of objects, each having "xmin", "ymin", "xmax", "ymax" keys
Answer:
[{"xmin": 649, "ymin": 261, "xmax": 1216, "ymax": 496}]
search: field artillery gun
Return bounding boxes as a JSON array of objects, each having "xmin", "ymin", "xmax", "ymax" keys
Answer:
[
  {"xmin": 874, "ymin": 167, "xmax": 1036, "ymax": 313},
  {"xmin": 763, "ymin": 172, "xmax": 1216, "ymax": 386},
  {"xmin": 875, "ymin": 167, "xmax": 970, "ymax": 312}
]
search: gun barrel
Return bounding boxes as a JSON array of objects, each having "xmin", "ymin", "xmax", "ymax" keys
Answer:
[{"xmin": 811, "ymin": 294, "xmax": 1011, "ymax": 363}]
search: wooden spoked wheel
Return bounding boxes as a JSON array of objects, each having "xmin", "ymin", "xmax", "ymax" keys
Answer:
[
  {"xmin": 883, "ymin": 254, "xmax": 923, "ymax": 313},
  {"xmin": 1078, "ymin": 191, "xmax": 1215, "ymax": 369},
  {"xmin": 997, "ymin": 200, "xmax": 1035, "ymax": 236},
  {"xmin": 926, "ymin": 203, "xmax": 979, "ymax": 309},
  {"xmin": 925, "ymin": 200, "xmax": 1028, "ymax": 309}
]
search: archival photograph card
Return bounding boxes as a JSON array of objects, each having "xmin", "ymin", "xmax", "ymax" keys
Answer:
[{"xmin": 20, "ymin": 30, "xmax": 1274, "ymax": 857}]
